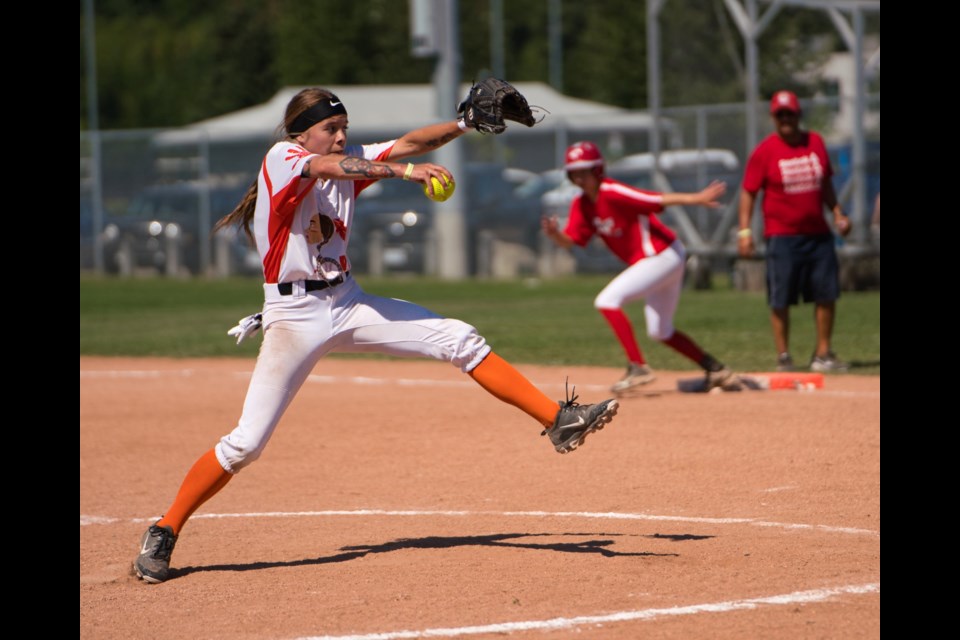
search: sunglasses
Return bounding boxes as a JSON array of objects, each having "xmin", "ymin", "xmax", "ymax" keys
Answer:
[{"xmin": 774, "ymin": 110, "xmax": 798, "ymax": 119}]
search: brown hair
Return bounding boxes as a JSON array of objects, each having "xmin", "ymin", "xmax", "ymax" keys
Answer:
[{"xmin": 214, "ymin": 88, "xmax": 340, "ymax": 239}]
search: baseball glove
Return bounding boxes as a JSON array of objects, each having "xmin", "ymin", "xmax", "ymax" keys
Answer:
[{"xmin": 457, "ymin": 77, "xmax": 537, "ymax": 135}]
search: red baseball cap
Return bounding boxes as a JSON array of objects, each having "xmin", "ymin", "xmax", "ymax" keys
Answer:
[
  {"xmin": 564, "ymin": 141, "xmax": 605, "ymax": 170},
  {"xmin": 770, "ymin": 90, "xmax": 800, "ymax": 114}
]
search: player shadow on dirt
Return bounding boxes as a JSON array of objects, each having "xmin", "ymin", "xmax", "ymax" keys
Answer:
[{"xmin": 172, "ymin": 531, "xmax": 710, "ymax": 579}]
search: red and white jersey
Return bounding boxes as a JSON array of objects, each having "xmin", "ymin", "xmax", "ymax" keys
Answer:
[
  {"xmin": 563, "ymin": 177, "xmax": 677, "ymax": 265},
  {"xmin": 253, "ymin": 140, "xmax": 395, "ymax": 283},
  {"xmin": 741, "ymin": 131, "xmax": 834, "ymax": 237}
]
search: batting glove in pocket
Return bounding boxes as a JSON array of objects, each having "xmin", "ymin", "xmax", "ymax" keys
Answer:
[{"xmin": 227, "ymin": 313, "xmax": 263, "ymax": 345}]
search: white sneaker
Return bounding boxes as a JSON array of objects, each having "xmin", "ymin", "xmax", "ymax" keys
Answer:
[
  {"xmin": 704, "ymin": 366, "xmax": 735, "ymax": 390},
  {"xmin": 810, "ymin": 352, "xmax": 849, "ymax": 372},
  {"xmin": 611, "ymin": 362, "xmax": 656, "ymax": 393}
]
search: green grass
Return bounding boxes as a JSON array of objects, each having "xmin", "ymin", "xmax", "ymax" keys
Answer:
[{"xmin": 80, "ymin": 274, "xmax": 880, "ymax": 374}]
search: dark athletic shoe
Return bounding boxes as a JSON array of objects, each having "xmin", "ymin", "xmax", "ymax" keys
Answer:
[
  {"xmin": 542, "ymin": 382, "xmax": 619, "ymax": 454},
  {"xmin": 134, "ymin": 523, "xmax": 178, "ymax": 584}
]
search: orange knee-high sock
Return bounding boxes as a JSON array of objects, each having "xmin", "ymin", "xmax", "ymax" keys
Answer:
[
  {"xmin": 157, "ymin": 448, "xmax": 233, "ymax": 535},
  {"xmin": 468, "ymin": 352, "xmax": 559, "ymax": 427}
]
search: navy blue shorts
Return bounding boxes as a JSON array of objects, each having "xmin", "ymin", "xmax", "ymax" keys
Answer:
[{"xmin": 765, "ymin": 234, "xmax": 840, "ymax": 308}]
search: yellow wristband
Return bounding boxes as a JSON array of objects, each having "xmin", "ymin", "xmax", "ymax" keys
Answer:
[
  {"xmin": 737, "ymin": 228, "xmax": 752, "ymax": 238},
  {"xmin": 402, "ymin": 163, "xmax": 414, "ymax": 181}
]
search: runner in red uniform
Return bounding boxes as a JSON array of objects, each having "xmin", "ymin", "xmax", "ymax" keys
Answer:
[{"xmin": 542, "ymin": 141, "xmax": 732, "ymax": 394}]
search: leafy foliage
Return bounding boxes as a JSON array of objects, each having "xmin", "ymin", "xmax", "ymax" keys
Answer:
[{"xmin": 80, "ymin": 0, "xmax": 879, "ymax": 129}]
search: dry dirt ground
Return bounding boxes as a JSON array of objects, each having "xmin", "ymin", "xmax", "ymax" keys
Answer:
[{"xmin": 80, "ymin": 356, "xmax": 880, "ymax": 640}]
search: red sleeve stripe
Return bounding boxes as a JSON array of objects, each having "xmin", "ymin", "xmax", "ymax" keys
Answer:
[{"xmin": 262, "ymin": 159, "xmax": 313, "ymax": 283}]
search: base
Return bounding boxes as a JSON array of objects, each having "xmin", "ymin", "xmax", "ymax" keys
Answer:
[{"xmin": 678, "ymin": 372, "xmax": 825, "ymax": 393}]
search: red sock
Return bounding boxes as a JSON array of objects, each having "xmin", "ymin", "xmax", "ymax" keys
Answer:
[
  {"xmin": 599, "ymin": 308, "xmax": 645, "ymax": 364},
  {"xmin": 157, "ymin": 449, "xmax": 233, "ymax": 535},
  {"xmin": 468, "ymin": 352, "xmax": 558, "ymax": 427},
  {"xmin": 663, "ymin": 330, "xmax": 715, "ymax": 369}
]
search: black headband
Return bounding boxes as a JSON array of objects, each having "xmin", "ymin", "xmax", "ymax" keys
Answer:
[{"xmin": 289, "ymin": 97, "xmax": 347, "ymax": 135}]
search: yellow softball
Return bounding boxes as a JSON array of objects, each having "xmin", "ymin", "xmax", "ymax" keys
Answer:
[{"xmin": 424, "ymin": 176, "xmax": 455, "ymax": 202}]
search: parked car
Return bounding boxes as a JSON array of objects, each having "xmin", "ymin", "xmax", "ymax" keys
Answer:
[
  {"xmin": 99, "ymin": 177, "xmax": 260, "ymax": 276},
  {"xmin": 348, "ymin": 163, "xmax": 547, "ymax": 275},
  {"xmin": 540, "ymin": 148, "xmax": 741, "ymax": 272},
  {"xmin": 473, "ymin": 167, "xmax": 562, "ymax": 250},
  {"xmin": 347, "ymin": 177, "xmax": 429, "ymax": 274}
]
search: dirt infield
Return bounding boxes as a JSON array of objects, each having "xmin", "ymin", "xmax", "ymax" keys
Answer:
[{"xmin": 80, "ymin": 356, "xmax": 880, "ymax": 640}]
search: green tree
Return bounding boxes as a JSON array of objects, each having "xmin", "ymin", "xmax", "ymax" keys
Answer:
[
  {"xmin": 564, "ymin": 0, "xmax": 648, "ymax": 107},
  {"xmin": 81, "ymin": 0, "xmax": 279, "ymax": 128},
  {"xmin": 272, "ymin": 0, "xmax": 433, "ymax": 86},
  {"xmin": 80, "ymin": 0, "xmax": 877, "ymax": 130}
]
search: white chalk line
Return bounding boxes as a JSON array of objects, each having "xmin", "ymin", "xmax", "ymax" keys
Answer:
[
  {"xmin": 80, "ymin": 368, "xmax": 880, "ymax": 398},
  {"xmin": 79, "ymin": 509, "xmax": 879, "ymax": 537},
  {"xmin": 293, "ymin": 583, "xmax": 880, "ymax": 640},
  {"xmin": 82, "ymin": 366, "xmax": 879, "ymax": 635},
  {"xmin": 81, "ymin": 509, "xmax": 879, "ymax": 636},
  {"xmin": 79, "ymin": 369, "xmax": 194, "ymax": 378},
  {"xmin": 761, "ymin": 485, "xmax": 797, "ymax": 493}
]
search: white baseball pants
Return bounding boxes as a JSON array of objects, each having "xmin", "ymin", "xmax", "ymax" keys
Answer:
[{"xmin": 215, "ymin": 278, "xmax": 491, "ymax": 472}]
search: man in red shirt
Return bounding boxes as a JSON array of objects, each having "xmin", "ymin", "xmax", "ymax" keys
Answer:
[
  {"xmin": 738, "ymin": 90, "xmax": 852, "ymax": 372},
  {"xmin": 542, "ymin": 141, "xmax": 732, "ymax": 394}
]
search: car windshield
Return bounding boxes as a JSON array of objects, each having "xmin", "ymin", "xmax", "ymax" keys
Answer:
[{"xmin": 514, "ymin": 170, "xmax": 565, "ymax": 200}]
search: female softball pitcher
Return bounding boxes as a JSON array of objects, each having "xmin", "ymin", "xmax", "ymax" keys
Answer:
[
  {"xmin": 134, "ymin": 88, "xmax": 619, "ymax": 584},
  {"xmin": 542, "ymin": 141, "xmax": 733, "ymax": 395}
]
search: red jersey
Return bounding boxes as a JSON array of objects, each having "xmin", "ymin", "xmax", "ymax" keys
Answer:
[
  {"xmin": 742, "ymin": 131, "xmax": 834, "ymax": 236},
  {"xmin": 563, "ymin": 177, "xmax": 676, "ymax": 265}
]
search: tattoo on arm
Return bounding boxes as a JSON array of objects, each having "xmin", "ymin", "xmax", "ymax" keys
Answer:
[
  {"xmin": 339, "ymin": 157, "xmax": 396, "ymax": 178},
  {"xmin": 423, "ymin": 132, "xmax": 460, "ymax": 149}
]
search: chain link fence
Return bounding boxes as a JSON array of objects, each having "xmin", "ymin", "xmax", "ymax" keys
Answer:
[{"xmin": 80, "ymin": 94, "xmax": 878, "ymax": 285}]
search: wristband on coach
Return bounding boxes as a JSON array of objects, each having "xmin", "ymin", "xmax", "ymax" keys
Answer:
[
  {"xmin": 402, "ymin": 163, "xmax": 415, "ymax": 181},
  {"xmin": 737, "ymin": 228, "xmax": 752, "ymax": 238}
]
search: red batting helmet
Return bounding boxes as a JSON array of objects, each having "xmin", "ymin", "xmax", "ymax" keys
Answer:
[
  {"xmin": 564, "ymin": 141, "xmax": 605, "ymax": 171},
  {"xmin": 769, "ymin": 90, "xmax": 800, "ymax": 114}
]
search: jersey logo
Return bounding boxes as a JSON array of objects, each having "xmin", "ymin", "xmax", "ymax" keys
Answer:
[
  {"xmin": 307, "ymin": 214, "xmax": 351, "ymax": 280},
  {"xmin": 285, "ymin": 146, "xmax": 311, "ymax": 162},
  {"xmin": 307, "ymin": 213, "xmax": 335, "ymax": 247},
  {"xmin": 555, "ymin": 416, "xmax": 586, "ymax": 431},
  {"xmin": 594, "ymin": 217, "xmax": 617, "ymax": 237},
  {"xmin": 315, "ymin": 256, "xmax": 345, "ymax": 281},
  {"xmin": 778, "ymin": 153, "xmax": 824, "ymax": 194}
]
